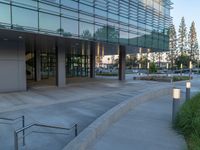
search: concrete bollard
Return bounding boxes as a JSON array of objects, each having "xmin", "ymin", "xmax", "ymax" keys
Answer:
[
  {"xmin": 186, "ymin": 81, "xmax": 191, "ymax": 100},
  {"xmin": 172, "ymin": 88, "xmax": 181, "ymax": 123}
]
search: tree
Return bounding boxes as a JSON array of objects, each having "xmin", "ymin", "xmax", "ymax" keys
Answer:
[
  {"xmin": 126, "ymin": 55, "xmax": 137, "ymax": 69},
  {"xmin": 57, "ymin": 28, "xmax": 64, "ymax": 34},
  {"xmin": 81, "ymin": 30, "xmax": 92, "ymax": 39},
  {"xmin": 175, "ymin": 54, "xmax": 190, "ymax": 68},
  {"xmin": 94, "ymin": 25, "xmax": 119, "ymax": 41},
  {"xmin": 149, "ymin": 62, "xmax": 157, "ymax": 73},
  {"xmin": 178, "ymin": 17, "xmax": 187, "ymax": 55},
  {"xmin": 188, "ymin": 21, "xmax": 199, "ymax": 61},
  {"xmin": 155, "ymin": 52, "xmax": 163, "ymax": 68},
  {"xmin": 167, "ymin": 24, "xmax": 178, "ymax": 69}
]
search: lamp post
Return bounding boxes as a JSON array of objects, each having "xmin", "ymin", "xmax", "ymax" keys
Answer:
[
  {"xmin": 189, "ymin": 61, "xmax": 192, "ymax": 80},
  {"xmin": 166, "ymin": 62, "xmax": 169, "ymax": 76},
  {"xmin": 147, "ymin": 62, "xmax": 150, "ymax": 76},
  {"xmin": 139, "ymin": 63, "xmax": 141, "ymax": 76},
  {"xmin": 172, "ymin": 88, "xmax": 181, "ymax": 123},
  {"xmin": 180, "ymin": 63, "xmax": 183, "ymax": 76},
  {"xmin": 186, "ymin": 81, "xmax": 191, "ymax": 100},
  {"xmin": 147, "ymin": 49, "xmax": 150, "ymax": 76},
  {"xmin": 138, "ymin": 48, "xmax": 142, "ymax": 76}
]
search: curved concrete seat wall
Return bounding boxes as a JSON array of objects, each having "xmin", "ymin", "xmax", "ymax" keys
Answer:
[{"xmin": 62, "ymin": 86, "xmax": 171, "ymax": 150}]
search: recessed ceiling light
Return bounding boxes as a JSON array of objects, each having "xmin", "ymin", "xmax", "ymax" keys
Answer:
[{"xmin": 18, "ymin": 36, "xmax": 23, "ymax": 39}]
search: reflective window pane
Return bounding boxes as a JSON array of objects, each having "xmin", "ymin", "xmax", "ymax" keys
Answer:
[
  {"xmin": 108, "ymin": 26, "xmax": 119, "ymax": 43},
  {"xmin": 61, "ymin": 18, "xmax": 78, "ymax": 36},
  {"xmin": 12, "ymin": 6, "xmax": 38, "ymax": 29},
  {"xmin": 12, "ymin": 0, "xmax": 37, "ymax": 8},
  {"xmin": 119, "ymin": 30, "xmax": 128, "ymax": 44},
  {"xmin": 41, "ymin": 0, "xmax": 60, "ymax": 4},
  {"xmin": 39, "ymin": 2, "xmax": 60, "ymax": 14},
  {"xmin": 61, "ymin": 9, "xmax": 78, "ymax": 19},
  {"xmin": 61, "ymin": 0, "xmax": 78, "ymax": 9},
  {"xmin": 80, "ymin": 22, "xmax": 94, "ymax": 39},
  {"xmin": 39, "ymin": 13, "xmax": 59, "ymax": 32},
  {"xmin": 0, "ymin": 3, "xmax": 10, "ymax": 24},
  {"xmin": 95, "ymin": 25, "xmax": 107, "ymax": 41}
]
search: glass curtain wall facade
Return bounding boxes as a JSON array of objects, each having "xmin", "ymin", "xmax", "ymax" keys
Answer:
[{"xmin": 0, "ymin": 0, "xmax": 172, "ymax": 51}]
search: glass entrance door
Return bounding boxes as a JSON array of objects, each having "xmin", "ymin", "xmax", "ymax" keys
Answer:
[
  {"xmin": 41, "ymin": 52, "xmax": 56, "ymax": 79},
  {"xmin": 66, "ymin": 54, "xmax": 89, "ymax": 78}
]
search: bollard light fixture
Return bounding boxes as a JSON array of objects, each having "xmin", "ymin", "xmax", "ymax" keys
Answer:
[
  {"xmin": 180, "ymin": 63, "xmax": 183, "ymax": 69},
  {"xmin": 139, "ymin": 47, "xmax": 142, "ymax": 53},
  {"xmin": 173, "ymin": 88, "xmax": 181, "ymax": 99},
  {"xmin": 147, "ymin": 62, "xmax": 150, "ymax": 69},
  {"xmin": 186, "ymin": 81, "xmax": 191, "ymax": 89},
  {"xmin": 172, "ymin": 88, "xmax": 181, "ymax": 123},
  {"xmin": 139, "ymin": 63, "xmax": 141, "ymax": 69},
  {"xmin": 189, "ymin": 61, "xmax": 193, "ymax": 69}
]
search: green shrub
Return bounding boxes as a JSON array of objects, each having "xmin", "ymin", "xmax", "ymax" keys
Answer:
[
  {"xmin": 96, "ymin": 73, "xmax": 118, "ymax": 76},
  {"xmin": 173, "ymin": 76, "xmax": 190, "ymax": 81},
  {"xmin": 175, "ymin": 93, "xmax": 200, "ymax": 150},
  {"xmin": 149, "ymin": 62, "xmax": 157, "ymax": 73}
]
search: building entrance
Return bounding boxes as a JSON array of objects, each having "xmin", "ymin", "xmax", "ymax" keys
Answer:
[
  {"xmin": 66, "ymin": 54, "xmax": 89, "ymax": 78},
  {"xmin": 41, "ymin": 51, "xmax": 56, "ymax": 79},
  {"xmin": 25, "ymin": 36, "xmax": 57, "ymax": 87}
]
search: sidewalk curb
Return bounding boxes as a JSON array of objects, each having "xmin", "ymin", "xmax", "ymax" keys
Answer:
[{"xmin": 62, "ymin": 85, "xmax": 172, "ymax": 150}]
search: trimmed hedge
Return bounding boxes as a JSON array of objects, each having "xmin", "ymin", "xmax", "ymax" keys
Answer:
[
  {"xmin": 173, "ymin": 76, "xmax": 190, "ymax": 81},
  {"xmin": 96, "ymin": 73, "xmax": 118, "ymax": 76},
  {"xmin": 139, "ymin": 76, "xmax": 190, "ymax": 82}
]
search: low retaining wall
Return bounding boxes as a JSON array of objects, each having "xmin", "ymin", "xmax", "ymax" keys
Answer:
[{"xmin": 63, "ymin": 86, "xmax": 172, "ymax": 150}]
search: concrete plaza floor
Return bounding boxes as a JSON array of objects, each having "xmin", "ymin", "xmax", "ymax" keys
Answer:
[
  {"xmin": 0, "ymin": 75, "xmax": 199, "ymax": 150},
  {"xmin": 0, "ymin": 77, "xmax": 167, "ymax": 150}
]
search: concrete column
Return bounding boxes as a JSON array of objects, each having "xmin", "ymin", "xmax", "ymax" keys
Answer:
[
  {"xmin": 0, "ymin": 40, "xmax": 26, "ymax": 92},
  {"xmin": 56, "ymin": 41, "xmax": 66, "ymax": 87},
  {"xmin": 119, "ymin": 45, "xmax": 126, "ymax": 81},
  {"xmin": 90, "ymin": 42, "xmax": 96, "ymax": 78},
  {"xmin": 35, "ymin": 42, "xmax": 41, "ymax": 81}
]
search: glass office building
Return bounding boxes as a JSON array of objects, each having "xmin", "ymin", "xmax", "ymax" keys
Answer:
[{"xmin": 0, "ymin": 0, "xmax": 172, "ymax": 92}]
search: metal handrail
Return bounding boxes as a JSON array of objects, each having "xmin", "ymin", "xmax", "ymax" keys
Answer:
[
  {"xmin": 0, "ymin": 116, "xmax": 25, "ymax": 145},
  {"xmin": 14, "ymin": 122, "xmax": 78, "ymax": 150},
  {"xmin": 0, "ymin": 116, "xmax": 23, "ymax": 122}
]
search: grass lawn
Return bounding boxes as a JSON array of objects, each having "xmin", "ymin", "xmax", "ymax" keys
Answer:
[{"xmin": 175, "ymin": 93, "xmax": 200, "ymax": 150}]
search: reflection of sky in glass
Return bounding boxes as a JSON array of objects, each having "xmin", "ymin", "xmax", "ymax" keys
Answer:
[
  {"xmin": 61, "ymin": 18, "xmax": 78, "ymax": 35},
  {"xmin": 39, "ymin": 13, "xmax": 59, "ymax": 32},
  {"xmin": 12, "ymin": 0, "xmax": 37, "ymax": 7},
  {"xmin": 12, "ymin": 7, "xmax": 38, "ymax": 28},
  {"xmin": 0, "ymin": 3, "xmax": 10, "ymax": 24},
  {"xmin": 140, "ymin": 0, "xmax": 165, "ymax": 14},
  {"xmin": 0, "ymin": 0, "xmax": 171, "ymax": 49}
]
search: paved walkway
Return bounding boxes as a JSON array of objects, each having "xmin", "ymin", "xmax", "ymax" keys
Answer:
[
  {"xmin": 88, "ymin": 95, "xmax": 187, "ymax": 150},
  {"xmin": 88, "ymin": 76, "xmax": 200, "ymax": 150}
]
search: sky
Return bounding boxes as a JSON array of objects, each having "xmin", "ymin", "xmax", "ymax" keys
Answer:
[{"xmin": 171, "ymin": 0, "xmax": 200, "ymax": 42}]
